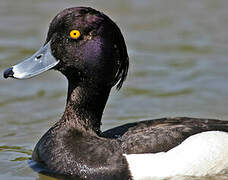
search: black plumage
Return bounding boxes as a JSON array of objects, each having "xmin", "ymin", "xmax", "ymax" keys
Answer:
[{"xmin": 4, "ymin": 6, "xmax": 228, "ymax": 180}]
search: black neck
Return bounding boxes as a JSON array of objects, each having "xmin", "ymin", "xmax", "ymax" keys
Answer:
[{"xmin": 61, "ymin": 79, "xmax": 111, "ymax": 134}]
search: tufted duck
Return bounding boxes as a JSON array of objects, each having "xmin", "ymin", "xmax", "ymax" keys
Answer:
[{"xmin": 4, "ymin": 7, "xmax": 228, "ymax": 180}]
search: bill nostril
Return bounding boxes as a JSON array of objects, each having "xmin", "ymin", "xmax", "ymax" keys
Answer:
[
  {"xmin": 3, "ymin": 67, "xmax": 14, "ymax": 79},
  {"xmin": 36, "ymin": 54, "xmax": 43, "ymax": 59}
]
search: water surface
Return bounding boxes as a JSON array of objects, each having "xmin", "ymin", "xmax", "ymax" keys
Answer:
[{"xmin": 1, "ymin": 0, "xmax": 228, "ymax": 179}]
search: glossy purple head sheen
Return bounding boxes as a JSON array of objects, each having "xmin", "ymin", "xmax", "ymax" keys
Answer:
[{"xmin": 47, "ymin": 7, "xmax": 129, "ymax": 89}]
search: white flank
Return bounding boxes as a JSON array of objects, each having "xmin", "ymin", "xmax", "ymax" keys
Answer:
[{"xmin": 125, "ymin": 131, "xmax": 228, "ymax": 180}]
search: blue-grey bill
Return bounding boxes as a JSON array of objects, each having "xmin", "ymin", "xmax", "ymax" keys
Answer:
[{"xmin": 4, "ymin": 41, "xmax": 59, "ymax": 79}]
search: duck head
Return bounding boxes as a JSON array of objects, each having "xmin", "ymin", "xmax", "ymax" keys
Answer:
[{"xmin": 4, "ymin": 7, "xmax": 129, "ymax": 90}]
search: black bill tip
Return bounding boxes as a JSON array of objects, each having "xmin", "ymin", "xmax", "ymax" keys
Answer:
[{"xmin": 3, "ymin": 67, "xmax": 14, "ymax": 79}]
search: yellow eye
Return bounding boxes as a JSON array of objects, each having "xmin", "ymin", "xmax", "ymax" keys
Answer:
[{"xmin": 70, "ymin": 30, "xmax": 81, "ymax": 39}]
